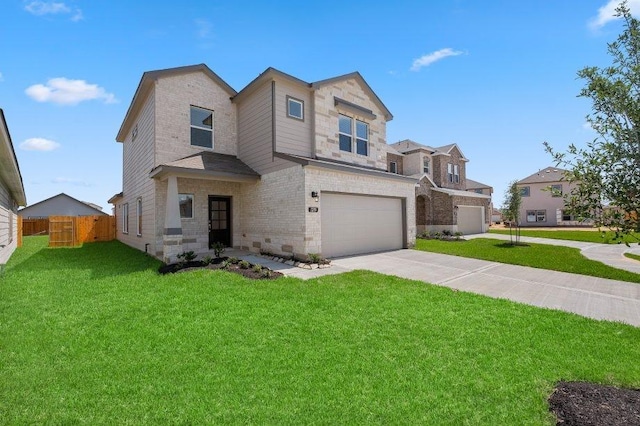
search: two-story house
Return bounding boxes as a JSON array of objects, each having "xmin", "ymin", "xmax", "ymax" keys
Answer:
[
  {"xmin": 516, "ymin": 167, "xmax": 588, "ymax": 227},
  {"xmin": 110, "ymin": 64, "xmax": 417, "ymax": 262},
  {"xmin": 0, "ymin": 109, "xmax": 26, "ymax": 265},
  {"xmin": 389, "ymin": 140, "xmax": 491, "ymax": 235}
]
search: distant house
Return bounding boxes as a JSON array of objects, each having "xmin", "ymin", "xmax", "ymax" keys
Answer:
[
  {"xmin": 516, "ymin": 167, "xmax": 588, "ymax": 227},
  {"xmin": 19, "ymin": 193, "xmax": 107, "ymax": 219},
  {"xmin": 0, "ymin": 109, "xmax": 27, "ymax": 264},
  {"xmin": 389, "ymin": 140, "xmax": 492, "ymax": 235}
]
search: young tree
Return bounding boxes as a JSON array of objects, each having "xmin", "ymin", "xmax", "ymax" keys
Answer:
[
  {"xmin": 545, "ymin": 1, "xmax": 639, "ymax": 244},
  {"xmin": 503, "ymin": 180, "xmax": 522, "ymax": 245}
]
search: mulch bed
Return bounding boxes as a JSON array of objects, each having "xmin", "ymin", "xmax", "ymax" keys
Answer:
[
  {"xmin": 549, "ymin": 381, "xmax": 640, "ymax": 425},
  {"xmin": 158, "ymin": 257, "xmax": 283, "ymax": 280}
]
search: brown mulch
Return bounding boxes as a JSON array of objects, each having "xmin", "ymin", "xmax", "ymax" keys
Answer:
[
  {"xmin": 549, "ymin": 381, "xmax": 640, "ymax": 425},
  {"xmin": 158, "ymin": 257, "xmax": 283, "ymax": 280}
]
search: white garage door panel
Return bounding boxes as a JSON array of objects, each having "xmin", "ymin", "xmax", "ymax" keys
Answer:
[
  {"xmin": 321, "ymin": 193, "xmax": 403, "ymax": 258},
  {"xmin": 457, "ymin": 205, "xmax": 483, "ymax": 235}
]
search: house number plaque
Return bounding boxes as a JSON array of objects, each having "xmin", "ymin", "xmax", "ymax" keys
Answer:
[{"xmin": 308, "ymin": 207, "xmax": 319, "ymax": 213}]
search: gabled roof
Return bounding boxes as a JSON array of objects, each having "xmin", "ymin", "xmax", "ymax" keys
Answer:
[
  {"xmin": 390, "ymin": 139, "xmax": 436, "ymax": 154},
  {"xmin": 466, "ymin": 179, "xmax": 492, "ymax": 190},
  {"xmin": 432, "ymin": 143, "xmax": 468, "ymax": 161},
  {"xmin": 312, "ymin": 72, "xmax": 393, "ymax": 121},
  {"xmin": 18, "ymin": 193, "xmax": 106, "ymax": 217},
  {"xmin": 149, "ymin": 151, "xmax": 260, "ymax": 182},
  {"xmin": 116, "ymin": 64, "xmax": 236, "ymax": 142},
  {"xmin": 0, "ymin": 109, "xmax": 26, "ymax": 206},
  {"xmin": 517, "ymin": 167, "xmax": 568, "ymax": 184},
  {"xmin": 232, "ymin": 67, "xmax": 310, "ymax": 103}
]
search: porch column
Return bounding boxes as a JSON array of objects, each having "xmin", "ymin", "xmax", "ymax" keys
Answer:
[{"xmin": 163, "ymin": 175, "xmax": 183, "ymax": 263}]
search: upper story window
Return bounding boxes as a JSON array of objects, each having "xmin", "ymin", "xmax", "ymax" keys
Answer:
[
  {"xmin": 287, "ymin": 96, "xmax": 304, "ymax": 120},
  {"xmin": 551, "ymin": 184, "xmax": 563, "ymax": 197},
  {"xmin": 390, "ymin": 161, "xmax": 397, "ymax": 174},
  {"xmin": 132, "ymin": 123, "xmax": 138, "ymax": 141},
  {"xmin": 447, "ymin": 163, "xmax": 460, "ymax": 183},
  {"xmin": 423, "ymin": 157, "xmax": 430, "ymax": 174},
  {"xmin": 520, "ymin": 186, "xmax": 530, "ymax": 197},
  {"xmin": 338, "ymin": 114, "xmax": 369, "ymax": 156},
  {"xmin": 190, "ymin": 106, "xmax": 214, "ymax": 149}
]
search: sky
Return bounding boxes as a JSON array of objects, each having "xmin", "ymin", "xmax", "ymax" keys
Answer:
[{"xmin": 0, "ymin": 0, "xmax": 637, "ymax": 211}]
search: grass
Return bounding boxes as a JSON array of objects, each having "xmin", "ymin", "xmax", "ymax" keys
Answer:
[
  {"xmin": 2, "ymin": 236, "xmax": 640, "ymax": 424},
  {"xmin": 625, "ymin": 252, "xmax": 640, "ymax": 262},
  {"xmin": 415, "ymin": 238, "xmax": 640, "ymax": 283},
  {"xmin": 489, "ymin": 228, "xmax": 640, "ymax": 244}
]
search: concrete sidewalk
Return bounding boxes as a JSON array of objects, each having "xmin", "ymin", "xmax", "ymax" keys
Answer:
[
  {"xmin": 465, "ymin": 233, "xmax": 640, "ymax": 274},
  {"xmin": 236, "ymin": 245, "xmax": 640, "ymax": 327}
]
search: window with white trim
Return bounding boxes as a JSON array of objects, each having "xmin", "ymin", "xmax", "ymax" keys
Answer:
[
  {"xmin": 454, "ymin": 164, "xmax": 460, "ymax": 183},
  {"xmin": 136, "ymin": 197, "xmax": 142, "ymax": 236},
  {"xmin": 520, "ymin": 186, "xmax": 530, "ymax": 197},
  {"xmin": 179, "ymin": 194, "xmax": 194, "ymax": 219},
  {"xmin": 390, "ymin": 161, "xmax": 397, "ymax": 174},
  {"xmin": 526, "ymin": 210, "xmax": 547, "ymax": 223},
  {"xmin": 190, "ymin": 106, "xmax": 214, "ymax": 148},
  {"xmin": 287, "ymin": 96, "xmax": 304, "ymax": 120},
  {"xmin": 447, "ymin": 163, "xmax": 454, "ymax": 183},
  {"xmin": 338, "ymin": 114, "xmax": 369, "ymax": 155},
  {"xmin": 423, "ymin": 157, "xmax": 430, "ymax": 174},
  {"xmin": 122, "ymin": 203, "xmax": 129, "ymax": 234}
]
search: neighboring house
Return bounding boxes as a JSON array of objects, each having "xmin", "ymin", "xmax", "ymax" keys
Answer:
[
  {"xmin": 389, "ymin": 140, "xmax": 491, "ymax": 235},
  {"xmin": 19, "ymin": 193, "xmax": 107, "ymax": 218},
  {"xmin": 516, "ymin": 167, "xmax": 586, "ymax": 227},
  {"xmin": 0, "ymin": 109, "xmax": 27, "ymax": 265},
  {"xmin": 491, "ymin": 208, "xmax": 504, "ymax": 224},
  {"xmin": 111, "ymin": 64, "xmax": 417, "ymax": 262}
]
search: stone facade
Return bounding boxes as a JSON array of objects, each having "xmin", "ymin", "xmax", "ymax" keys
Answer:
[
  {"xmin": 432, "ymin": 146, "xmax": 466, "ymax": 190},
  {"xmin": 387, "ymin": 153, "xmax": 404, "ymax": 174}
]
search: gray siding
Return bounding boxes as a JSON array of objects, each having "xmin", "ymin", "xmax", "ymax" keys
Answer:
[
  {"xmin": 274, "ymin": 79, "xmax": 312, "ymax": 157},
  {"xmin": 118, "ymin": 88, "xmax": 157, "ymax": 253},
  {"xmin": 237, "ymin": 80, "xmax": 290, "ymax": 175},
  {"xmin": 0, "ymin": 181, "xmax": 9, "ymax": 210}
]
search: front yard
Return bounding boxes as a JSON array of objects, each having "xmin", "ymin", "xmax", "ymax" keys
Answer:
[{"xmin": 2, "ymin": 237, "xmax": 640, "ymax": 424}]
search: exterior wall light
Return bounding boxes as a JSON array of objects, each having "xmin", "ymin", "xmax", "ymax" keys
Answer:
[{"xmin": 311, "ymin": 191, "xmax": 319, "ymax": 202}]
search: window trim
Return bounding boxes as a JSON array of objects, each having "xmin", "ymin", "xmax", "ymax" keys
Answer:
[
  {"xmin": 454, "ymin": 164, "xmax": 460, "ymax": 183},
  {"xmin": 122, "ymin": 203, "xmax": 129, "ymax": 234},
  {"xmin": 286, "ymin": 96, "xmax": 304, "ymax": 121},
  {"xmin": 339, "ymin": 114, "xmax": 353, "ymax": 152},
  {"xmin": 520, "ymin": 186, "xmax": 531, "ymax": 197},
  {"xmin": 551, "ymin": 184, "xmax": 563, "ymax": 197},
  {"xmin": 355, "ymin": 119, "xmax": 369, "ymax": 156},
  {"xmin": 423, "ymin": 157, "xmax": 430, "ymax": 174},
  {"xmin": 179, "ymin": 193, "xmax": 194, "ymax": 219},
  {"xmin": 136, "ymin": 197, "xmax": 142, "ymax": 237},
  {"xmin": 190, "ymin": 105, "xmax": 214, "ymax": 149},
  {"xmin": 390, "ymin": 161, "xmax": 397, "ymax": 174},
  {"xmin": 447, "ymin": 163, "xmax": 454, "ymax": 183},
  {"xmin": 526, "ymin": 209, "xmax": 547, "ymax": 223}
]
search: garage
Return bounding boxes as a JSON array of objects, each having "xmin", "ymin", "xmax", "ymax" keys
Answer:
[
  {"xmin": 457, "ymin": 205, "xmax": 484, "ymax": 235},
  {"xmin": 320, "ymin": 193, "xmax": 404, "ymax": 258}
]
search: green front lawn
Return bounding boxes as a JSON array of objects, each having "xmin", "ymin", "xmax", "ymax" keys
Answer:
[
  {"xmin": 625, "ymin": 252, "xmax": 640, "ymax": 262},
  {"xmin": 415, "ymin": 238, "xmax": 640, "ymax": 283},
  {"xmin": 2, "ymin": 236, "xmax": 640, "ymax": 424},
  {"xmin": 489, "ymin": 228, "xmax": 640, "ymax": 244}
]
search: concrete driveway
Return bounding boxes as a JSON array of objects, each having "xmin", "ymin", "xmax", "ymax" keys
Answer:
[{"xmin": 240, "ymin": 242, "xmax": 640, "ymax": 327}]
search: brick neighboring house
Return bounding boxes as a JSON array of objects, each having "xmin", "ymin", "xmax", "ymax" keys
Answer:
[
  {"xmin": 110, "ymin": 64, "xmax": 417, "ymax": 262},
  {"xmin": 516, "ymin": 166, "xmax": 588, "ymax": 227},
  {"xmin": 389, "ymin": 140, "xmax": 491, "ymax": 235},
  {"xmin": 0, "ymin": 109, "xmax": 26, "ymax": 265}
]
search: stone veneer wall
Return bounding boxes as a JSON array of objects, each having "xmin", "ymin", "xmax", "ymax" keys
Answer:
[
  {"xmin": 432, "ymin": 148, "xmax": 466, "ymax": 191},
  {"xmin": 314, "ymin": 79, "xmax": 388, "ymax": 170},
  {"xmin": 387, "ymin": 153, "xmax": 404, "ymax": 174}
]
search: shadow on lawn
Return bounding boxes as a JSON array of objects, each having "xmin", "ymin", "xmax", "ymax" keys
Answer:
[
  {"xmin": 7, "ymin": 238, "xmax": 160, "ymax": 279},
  {"xmin": 495, "ymin": 242, "xmax": 531, "ymax": 248}
]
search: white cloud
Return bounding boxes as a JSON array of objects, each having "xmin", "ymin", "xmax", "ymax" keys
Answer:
[
  {"xmin": 410, "ymin": 48, "xmax": 464, "ymax": 71},
  {"xmin": 20, "ymin": 137, "xmax": 61, "ymax": 151},
  {"xmin": 195, "ymin": 19, "xmax": 213, "ymax": 39},
  {"xmin": 24, "ymin": 1, "xmax": 83, "ymax": 21},
  {"xmin": 51, "ymin": 177, "xmax": 91, "ymax": 186},
  {"xmin": 589, "ymin": 0, "xmax": 640, "ymax": 30},
  {"xmin": 25, "ymin": 78, "xmax": 116, "ymax": 105}
]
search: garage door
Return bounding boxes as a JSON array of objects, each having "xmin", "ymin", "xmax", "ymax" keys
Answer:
[
  {"xmin": 321, "ymin": 193, "xmax": 404, "ymax": 258},
  {"xmin": 457, "ymin": 205, "xmax": 484, "ymax": 235}
]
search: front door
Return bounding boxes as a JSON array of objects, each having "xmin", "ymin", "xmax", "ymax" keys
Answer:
[{"xmin": 208, "ymin": 196, "xmax": 231, "ymax": 248}]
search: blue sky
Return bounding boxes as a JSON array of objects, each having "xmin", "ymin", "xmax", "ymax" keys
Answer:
[{"xmin": 0, "ymin": 0, "xmax": 636, "ymax": 210}]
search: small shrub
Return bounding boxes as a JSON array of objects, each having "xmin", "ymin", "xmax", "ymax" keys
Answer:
[
  {"xmin": 202, "ymin": 255, "xmax": 213, "ymax": 265},
  {"xmin": 454, "ymin": 231, "xmax": 463, "ymax": 240},
  {"xmin": 442, "ymin": 230, "xmax": 452, "ymax": 237},
  {"xmin": 221, "ymin": 259, "xmax": 232, "ymax": 270},
  {"xmin": 176, "ymin": 251, "xmax": 197, "ymax": 264},
  {"xmin": 308, "ymin": 253, "xmax": 321, "ymax": 264},
  {"xmin": 261, "ymin": 269, "xmax": 272, "ymax": 278},
  {"xmin": 252, "ymin": 264, "xmax": 262, "ymax": 273},
  {"xmin": 239, "ymin": 260, "xmax": 250, "ymax": 269},
  {"xmin": 228, "ymin": 257, "xmax": 239, "ymax": 264},
  {"xmin": 211, "ymin": 242, "xmax": 226, "ymax": 258}
]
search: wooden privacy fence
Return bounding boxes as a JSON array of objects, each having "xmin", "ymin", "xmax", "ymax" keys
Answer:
[
  {"xmin": 22, "ymin": 218, "xmax": 50, "ymax": 236},
  {"xmin": 48, "ymin": 215, "xmax": 116, "ymax": 247}
]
